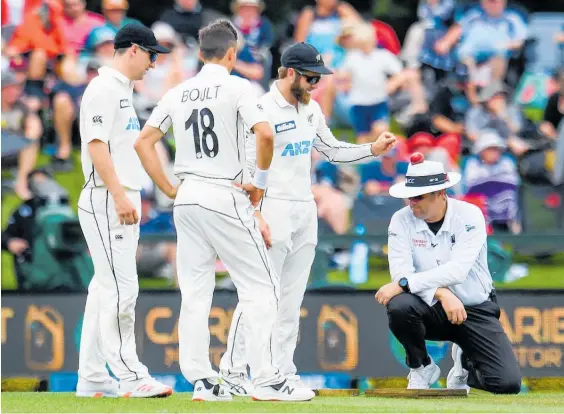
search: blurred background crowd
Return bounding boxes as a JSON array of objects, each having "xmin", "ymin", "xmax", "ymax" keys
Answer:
[{"xmin": 2, "ymin": 0, "xmax": 564, "ymax": 292}]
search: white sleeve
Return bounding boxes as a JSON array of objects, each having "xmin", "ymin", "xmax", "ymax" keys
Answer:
[
  {"xmin": 244, "ymin": 123, "xmax": 257, "ymax": 176},
  {"xmin": 312, "ymin": 104, "xmax": 374, "ymax": 163},
  {"xmin": 145, "ymin": 90, "xmax": 174, "ymax": 134},
  {"xmin": 236, "ymin": 79, "xmax": 269, "ymax": 129},
  {"xmin": 81, "ymin": 89, "xmax": 117, "ymax": 144},
  {"xmin": 388, "ymin": 213, "xmax": 437, "ymax": 306},
  {"xmin": 407, "ymin": 206, "xmax": 487, "ymax": 293}
]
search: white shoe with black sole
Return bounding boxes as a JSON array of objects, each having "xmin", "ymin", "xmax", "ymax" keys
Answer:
[
  {"xmin": 252, "ymin": 379, "xmax": 315, "ymax": 401},
  {"xmin": 192, "ymin": 379, "xmax": 233, "ymax": 402}
]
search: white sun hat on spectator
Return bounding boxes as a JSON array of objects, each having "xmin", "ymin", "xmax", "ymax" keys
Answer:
[
  {"xmin": 231, "ymin": 0, "xmax": 265, "ymax": 13},
  {"xmin": 91, "ymin": 27, "xmax": 116, "ymax": 49},
  {"xmin": 151, "ymin": 22, "xmax": 179, "ymax": 45},
  {"xmin": 389, "ymin": 153, "xmax": 461, "ymax": 199},
  {"xmin": 473, "ymin": 130, "xmax": 507, "ymax": 154}
]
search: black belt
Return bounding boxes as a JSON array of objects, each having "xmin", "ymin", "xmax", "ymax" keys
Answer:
[{"xmin": 489, "ymin": 289, "xmax": 498, "ymax": 303}]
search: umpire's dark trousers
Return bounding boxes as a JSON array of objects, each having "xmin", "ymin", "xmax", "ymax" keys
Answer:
[{"xmin": 387, "ymin": 292, "xmax": 522, "ymax": 394}]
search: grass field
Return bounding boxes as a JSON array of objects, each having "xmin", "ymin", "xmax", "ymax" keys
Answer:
[{"xmin": 2, "ymin": 392, "xmax": 564, "ymax": 413}]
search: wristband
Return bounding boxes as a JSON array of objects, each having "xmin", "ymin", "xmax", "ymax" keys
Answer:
[{"xmin": 252, "ymin": 167, "xmax": 269, "ymax": 190}]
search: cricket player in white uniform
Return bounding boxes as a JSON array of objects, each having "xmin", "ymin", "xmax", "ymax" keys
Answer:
[
  {"xmin": 76, "ymin": 24, "xmax": 173, "ymax": 398},
  {"xmin": 375, "ymin": 152, "xmax": 521, "ymax": 394},
  {"xmin": 219, "ymin": 42, "xmax": 397, "ymax": 395},
  {"xmin": 134, "ymin": 20, "xmax": 315, "ymax": 402}
]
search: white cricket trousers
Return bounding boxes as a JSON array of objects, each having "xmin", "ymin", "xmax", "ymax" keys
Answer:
[
  {"xmin": 77, "ymin": 187, "xmax": 150, "ymax": 382},
  {"xmin": 220, "ymin": 197, "xmax": 318, "ymax": 379},
  {"xmin": 173, "ymin": 179, "xmax": 282, "ymax": 387}
]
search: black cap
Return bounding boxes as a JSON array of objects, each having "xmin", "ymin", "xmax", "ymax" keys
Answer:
[
  {"xmin": 114, "ymin": 23, "xmax": 170, "ymax": 54},
  {"xmin": 281, "ymin": 42, "xmax": 332, "ymax": 75}
]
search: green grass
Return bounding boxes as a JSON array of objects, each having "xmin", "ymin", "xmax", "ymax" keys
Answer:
[{"xmin": 2, "ymin": 392, "xmax": 564, "ymax": 413}]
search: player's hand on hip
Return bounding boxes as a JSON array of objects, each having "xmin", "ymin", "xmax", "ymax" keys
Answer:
[
  {"xmin": 114, "ymin": 194, "xmax": 139, "ymax": 225},
  {"xmin": 234, "ymin": 183, "xmax": 264, "ymax": 207},
  {"xmin": 370, "ymin": 132, "xmax": 397, "ymax": 157},
  {"xmin": 254, "ymin": 211, "xmax": 272, "ymax": 249},
  {"xmin": 165, "ymin": 184, "xmax": 179, "ymax": 200},
  {"xmin": 438, "ymin": 289, "xmax": 467, "ymax": 325},
  {"xmin": 375, "ymin": 281, "xmax": 403, "ymax": 306}
]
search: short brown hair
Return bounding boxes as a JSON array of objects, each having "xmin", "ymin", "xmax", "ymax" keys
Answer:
[
  {"xmin": 198, "ymin": 19, "xmax": 238, "ymax": 60},
  {"xmin": 277, "ymin": 66, "xmax": 289, "ymax": 79}
]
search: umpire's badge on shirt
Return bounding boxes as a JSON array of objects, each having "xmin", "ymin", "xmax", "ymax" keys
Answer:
[
  {"xmin": 275, "ymin": 120, "xmax": 297, "ymax": 133},
  {"xmin": 412, "ymin": 238, "xmax": 427, "ymax": 248},
  {"xmin": 120, "ymin": 99, "xmax": 131, "ymax": 109}
]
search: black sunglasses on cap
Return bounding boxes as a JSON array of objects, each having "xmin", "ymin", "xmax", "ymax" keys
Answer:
[
  {"xmin": 294, "ymin": 68, "xmax": 321, "ymax": 85},
  {"xmin": 133, "ymin": 43, "xmax": 158, "ymax": 63}
]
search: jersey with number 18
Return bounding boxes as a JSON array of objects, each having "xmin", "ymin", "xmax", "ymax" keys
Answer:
[{"xmin": 145, "ymin": 63, "xmax": 267, "ymax": 188}]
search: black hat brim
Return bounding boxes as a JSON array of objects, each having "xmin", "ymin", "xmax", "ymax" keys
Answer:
[
  {"xmin": 145, "ymin": 44, "xmax": 171, "ymax": 54},
  {"xmin": 298, "ymin": 64, "xmax": 333, "ymax": 75}
]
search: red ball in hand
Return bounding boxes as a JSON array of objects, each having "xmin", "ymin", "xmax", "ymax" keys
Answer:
[{"xmin": 410, "ymin": 152, "xmax": 425, "ymax": 165}]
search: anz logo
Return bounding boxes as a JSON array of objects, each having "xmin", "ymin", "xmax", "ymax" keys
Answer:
[
  {"xmin": 281, "ymin": 140, "xmax": 312, "ymax": 157},
  {"xmin": 126, "ymin": 117, "xmax": 140, "ymax": 131}
]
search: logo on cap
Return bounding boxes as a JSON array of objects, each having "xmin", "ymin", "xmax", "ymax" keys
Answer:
[{"xmin": 316, "ymin": 54, "xmax": 321, "ymax": 63}]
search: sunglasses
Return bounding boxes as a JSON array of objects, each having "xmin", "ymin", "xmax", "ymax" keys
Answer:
[
  {"xmin": 294, "ymin": 69, "xmax": 321, "ymax": 85},
  {"xmin": 133, "ymin": 43, "xmax": 158, "ymax": 63},
  {"xmin": 408, "ymin": 194, "xmax": 426, "ymax": 201}
]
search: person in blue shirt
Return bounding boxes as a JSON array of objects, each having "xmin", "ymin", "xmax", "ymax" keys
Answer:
[{"xmin": 360, "ymin": 148, "xmax": 408, "ymax": 196}]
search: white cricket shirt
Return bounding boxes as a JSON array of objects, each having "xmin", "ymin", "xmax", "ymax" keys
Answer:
[
  {"xmin": 80, "ymin": 66, "xmax": 144, "ymax": 191},
  {"xmin": 145, "ymin": 63, "xmax": 267, "ymax": 188},
  {"xmin": 245, "ymin": 81, "xmax": 375, "ymax": 202},
  {"xmin": 387, "ymin": 198, "xmax": 494, "ymax": 307}
]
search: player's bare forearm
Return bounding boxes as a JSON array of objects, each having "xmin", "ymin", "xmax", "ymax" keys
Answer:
[
  {"xmin": 88, "ymin": 140, "xmax": 127, "ymax": 199},
  {"xmin": 134, "ymin": 126, "xmax": 176, "ymax": 198},
  {"xmin": 252, "ymin": 121, "xmax": 274, "ymax": 170}
]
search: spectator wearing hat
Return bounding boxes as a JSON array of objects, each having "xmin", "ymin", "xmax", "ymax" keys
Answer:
[
  {"xmin": 465, "ymin": 81, "xmax": 530, "ymax": 156},
  {"xmin": 159, "ymin": 0, "xmax": 223, "ymax": 44},
  {"xmin": 1, "ymin": 71, "xmax": 43, "ymax": 200},
  {"xmin": 376, "ymin": 152, "xmax": 521, "ymax": 394},
  {"xmin": 540, "ymin": 68, "xmax": 564, "ymax": 141},
  {"xmin": 360, "ymin": 147, "xmax": 408, "ymax": 197},
  {"xmin": 61, "ymin": 0, "xmax": 104, "ymax": 54},
  {"xmin": 230, "ymin": 0, "xmax": 273, "ymax": 89},
  {"xmin": 462, "ymin": 130, "xmax": 521, "ymax": 234}
]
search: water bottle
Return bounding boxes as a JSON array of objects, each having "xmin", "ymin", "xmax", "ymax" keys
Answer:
[{"xmin": 349, "ymin": 224, "xmax": 368, "ymax": 285}]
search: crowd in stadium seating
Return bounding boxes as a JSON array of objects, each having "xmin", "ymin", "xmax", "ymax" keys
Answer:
[{"xmin": 2, "ymin": 0, "xmax": 564, "ymax": 286}]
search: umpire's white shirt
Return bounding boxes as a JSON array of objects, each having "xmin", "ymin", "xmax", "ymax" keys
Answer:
[
  {"xmin": 80, "ymin": 66, "xmax": 144, "ymax": 190},
  {"xmin": 387, "ymin": 198, "xmax": 493, "ymax": 306},
  {"xmin": 246, "ymin": 81, "xmax": 374, "ymax": 202}
]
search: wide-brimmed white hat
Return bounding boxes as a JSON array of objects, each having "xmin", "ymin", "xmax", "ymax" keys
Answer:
[
  {"xmin": 389, "ymin": 153, "xmax": 461, "ymax": 199},
  {"xmin": 473, "ymin": 130, "xmax": 506, "ymax": 154}
]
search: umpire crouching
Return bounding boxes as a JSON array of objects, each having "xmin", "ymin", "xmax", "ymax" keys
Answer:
[{"xmin": 375, "ymin": 153, "xmax": 521, "ymax": 394}]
